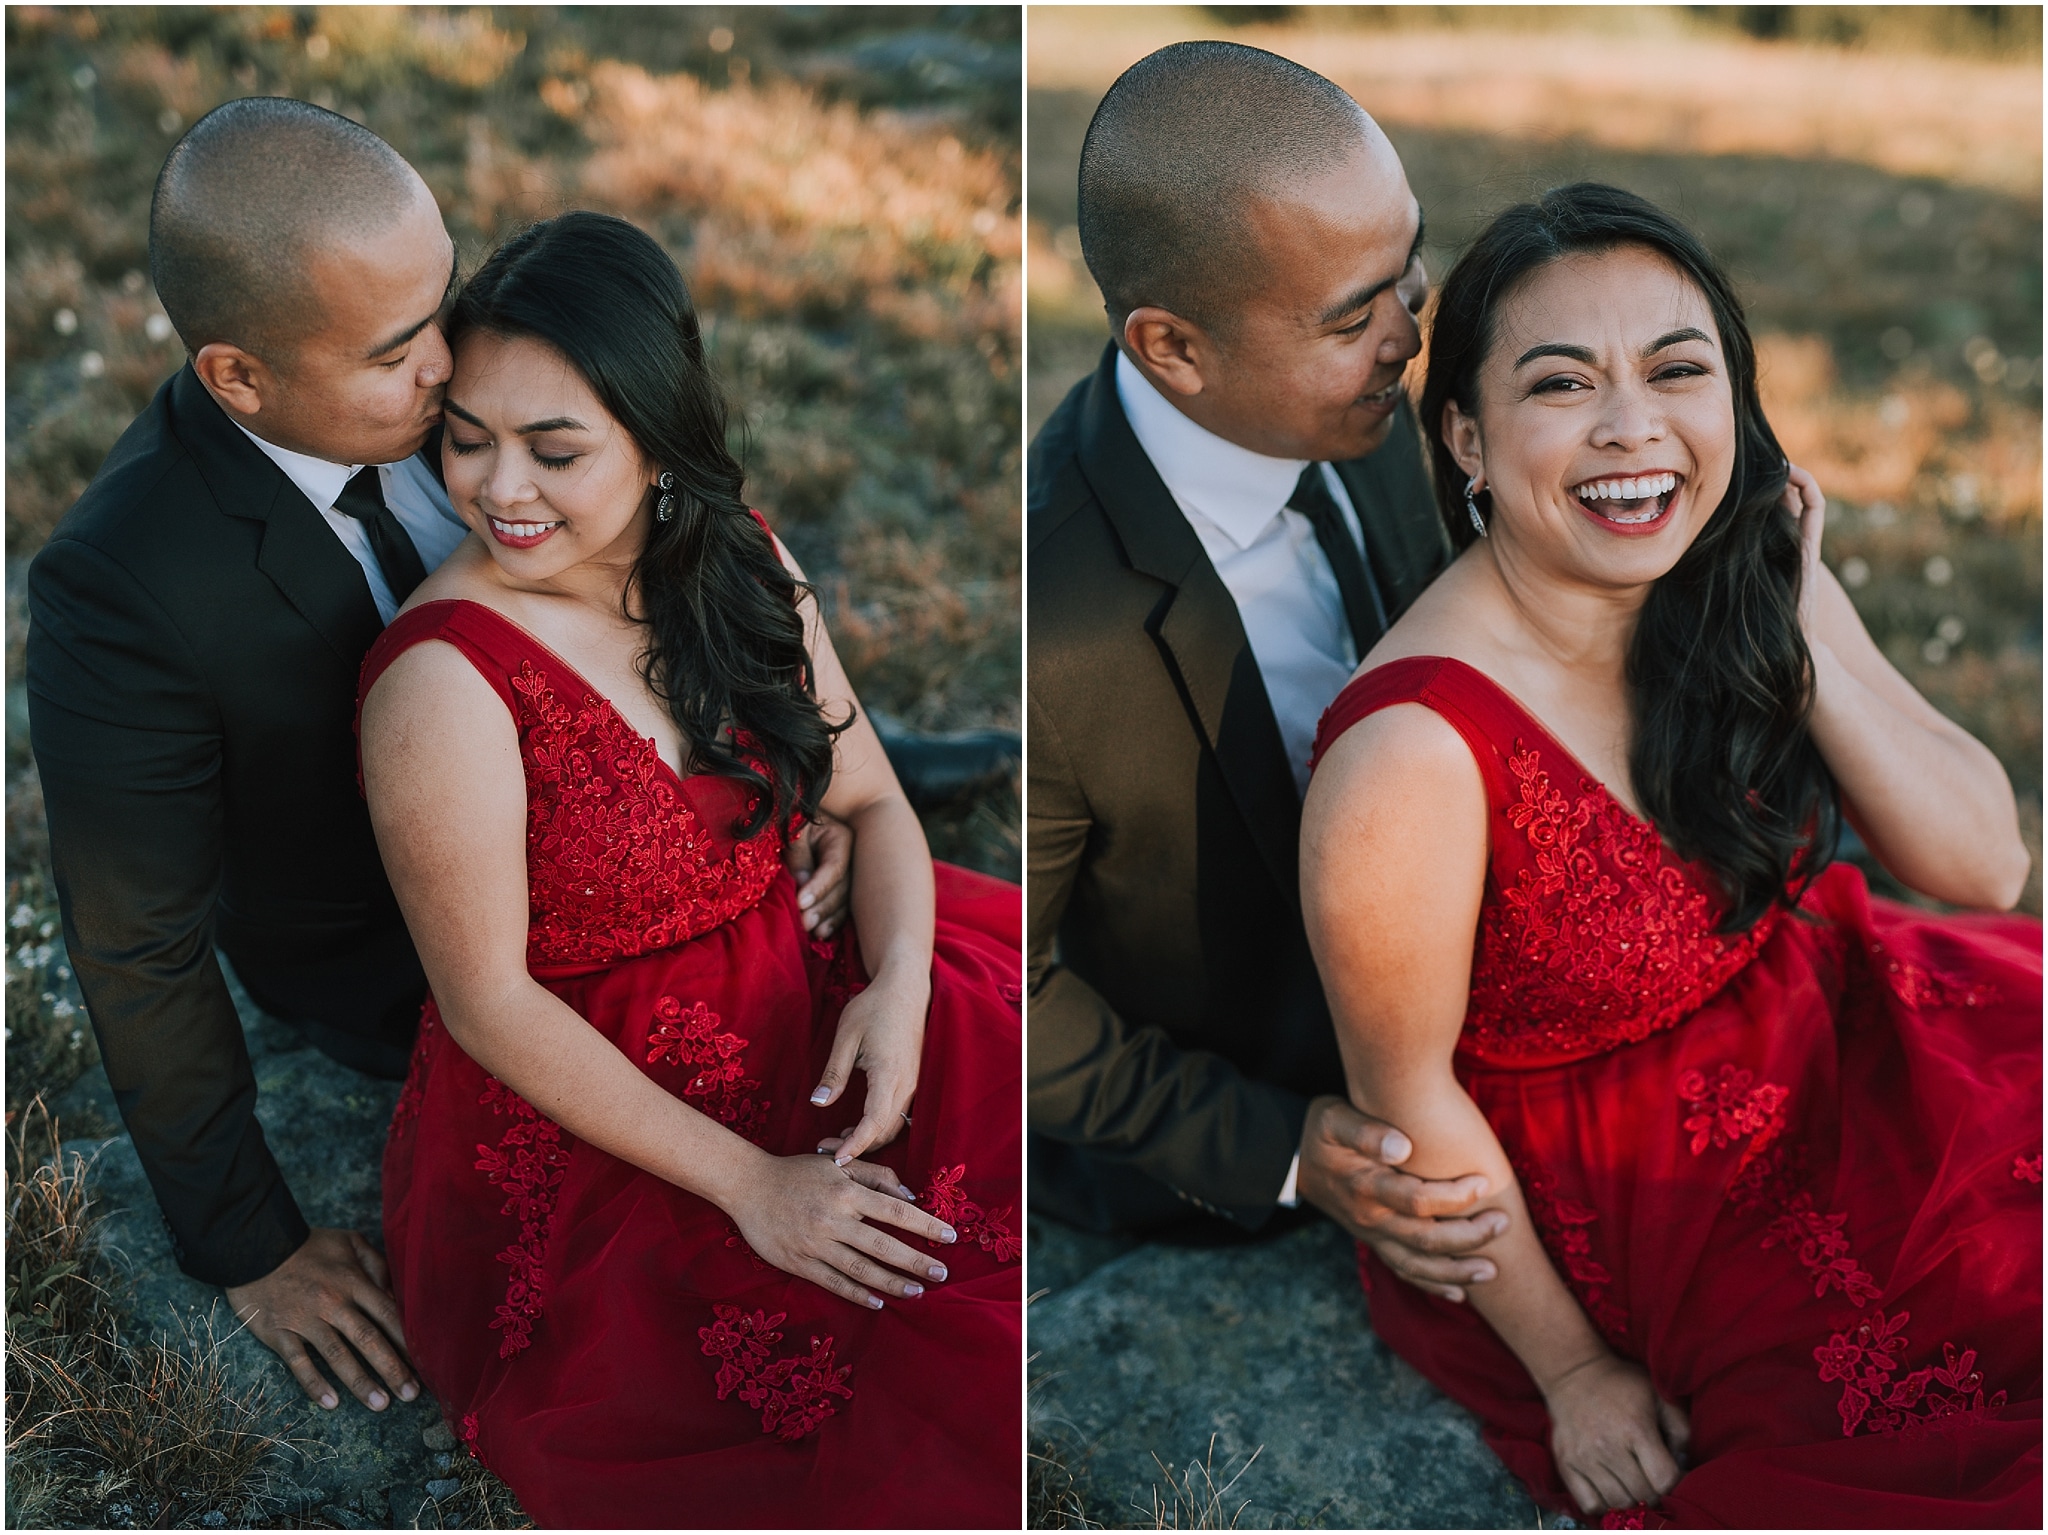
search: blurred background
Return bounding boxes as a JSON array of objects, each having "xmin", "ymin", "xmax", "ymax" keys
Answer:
[
  {"xmin": 1029, "ymin": 3, "xmax": 2042, "ymax": 919},
  {"xmin": 5, "ymin": 15, "xmax": 1018, "ymax": 1524}
]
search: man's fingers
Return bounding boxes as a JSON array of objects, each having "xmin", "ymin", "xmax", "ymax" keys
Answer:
[
  {"xmin": 1371, "ymin": 1237, "xmax": 1497, "ymax": 1289},
  {"xmin": 335, "ymin": 1301, "xmax": 418, "ymax": 1402},
  {"xmin": 1371, "ymin": 1208, "xmax": 1504, "ymax": 1258},
  {"xmin": 348, "ymin": 1230, "xmax": 392, "ymax": 1292},
  {"xmin": 303, "ymin": 1321, "xmax": 392, "ymax": 1411},
  {"xmin": 1369, "ymin": 1167, "xmax": 1492, "ymax": 1219},
  {"xmin": 275, "ymin": 1336, "xmax": 342, "ymax": 1411}
]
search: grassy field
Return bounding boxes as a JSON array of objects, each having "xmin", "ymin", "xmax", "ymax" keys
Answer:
[
  {"xmin": 6, "ymin": 6, "xmax": 1018, "ymax": 1526},
  {"xmin": 1028, "ymin": 5, "xmax": 2042, "ymax": 925}
]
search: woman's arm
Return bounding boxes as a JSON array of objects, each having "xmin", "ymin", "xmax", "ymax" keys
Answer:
[
  {"xmin": 360, "ymin": 641, "xmax": 955, "ymax": 1309},
  {"xmin": 1785, "ymin": 469, "xmax": 2029, "ymax": 909},
  {"xmin": 766, "ymin": 535, "xmax": 939, "ymax": 1165},
  {"xmin": 1302, "ymin": 705, "xmax": 1685, "ymax": 1515}
]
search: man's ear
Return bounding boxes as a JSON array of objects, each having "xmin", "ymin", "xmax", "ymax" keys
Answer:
[
  {"xmin": 192, "ymin": 341, "xmax": 272, "ymax": 419},
  {"xmin": 1442, "ymin": 398, "xmax": 1485, "ymax": 485},
  {"xmin": 1122, "ymin": 306, "xmax": 1212, "ymax": 399}
]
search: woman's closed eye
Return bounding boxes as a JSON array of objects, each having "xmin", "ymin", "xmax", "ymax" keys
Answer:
[{"xmin": 445, "ymin": 436, "xmax": 582, "ymax": 470}]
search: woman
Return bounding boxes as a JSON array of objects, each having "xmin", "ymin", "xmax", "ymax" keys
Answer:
[
  {"xmin": 357, "ymin": 212, "xmax": 1019, "ymax": 1528},
  {"xmin": 1303, "ymin": 184, "xmax": 2039, "ymax": 1528}
]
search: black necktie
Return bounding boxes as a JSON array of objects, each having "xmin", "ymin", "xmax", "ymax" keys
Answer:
[
  {"xmin": 333, "ymin": 466, "xmax": 428, "ymax": 606},
  {"xmin": 1288, "ymin": 463, "xmax": 1386, "ymax": 655}
]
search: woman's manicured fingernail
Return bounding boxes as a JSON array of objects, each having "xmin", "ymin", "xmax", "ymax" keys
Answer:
[
  {"xmin": 810, "ymin": 1087, "xmax": 831, "ymax": 1105},
  {"xmin": 369, "ymin": 1390, "xmax": 388, "ymax": 1410},
  {"xmin": 903, "ymin": 1283, "xmax": 924, "ymax": 1297},
  {"xmin": 867, "ymin": 1295, "xmax": 884, "ymax": 1309},
  {"xmin": 400, "ymin": 1383, "xmax": 419, "ymax": 1401},
  {"xmin": 834, "ymin": 1154, "xmax": 851, "ymax": 1167},
  {"xmin": 898, "ymin": 1185, "xmax": 914, "ymax": 1199},
  {"xmin": 940, "ymin": 1225, "xmax": 957, "ymax": 1243},
  {"xmin": 928, "ymin": 1264, "xmax": 947, "ymax": 1281}
]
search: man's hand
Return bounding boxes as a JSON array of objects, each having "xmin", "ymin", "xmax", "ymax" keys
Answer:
[
  {"xmin": 224, "ymin": 1227, "xmax": 419, "ymax": 1412},
  {"xmin": 1295, "ymin": 1094, "xmax": 1507, "ymax": 1303},
  {"xmin": 784, "ymin": 813, "xmax": 853, "ymax": 938}
]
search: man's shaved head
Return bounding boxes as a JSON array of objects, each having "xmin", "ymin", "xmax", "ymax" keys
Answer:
[
  {"xmin": 150, "ymin": 97, "xmax": 422, "ymax": 359},
  {"xmin": 1078, "ymin": 41, "xmax": 1381, "ymax": 332}
]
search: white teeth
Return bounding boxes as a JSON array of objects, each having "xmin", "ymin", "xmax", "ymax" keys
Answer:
[
  {"xmin": 1574, "ymin": 472, "xmax": 1677, "ymax": 502},
  {"xmin": 489, "ymin": 516, "xmax": 559, "ymax": 538}
]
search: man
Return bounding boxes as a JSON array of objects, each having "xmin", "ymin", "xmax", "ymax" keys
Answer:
[
  {"xmin": 1028, "ymin": 43, "xmax": 1504, "ymax": 1297},
  {"xmin": 26, "ymin": 98, "xmax": 994, "ymax": 1415}
]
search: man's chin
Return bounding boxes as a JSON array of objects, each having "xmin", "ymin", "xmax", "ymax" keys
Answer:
[{"xmin": 1316, "ymin": 410, "xmax": 1398, "ymax": 464}]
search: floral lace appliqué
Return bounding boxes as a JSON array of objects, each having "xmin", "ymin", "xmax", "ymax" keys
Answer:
[
  {"xmin": 511, "ymin": 661, "xmax": 784, "ymax": 967},
  {"xmin": 697, "ymin": 1304, "xmax": 854, "ymax": 1441},
  {"xmin": 473, "ymin": 1077, "xmax": 572, "ymax": 1358},
  {"xmin": 2014, "ymin": 1152, "xmax": 2042, "ymax": 1185},
  {"xmin": 1867, "ymin": 939, "xmax": 2002, "ymax": 1012},
  {"xmin": 389, "ymin": 1004, "xmax": 439, "ymax": 1135},
  {"xmin": 1681, "ymin": 1060, "xmax": 2004, "ymax": 1436},
  {"xmin": 644, "ymin": 996, "xmax": 768, "ymax": 1140},
  {"xmin": 1513, "ymin": 1155, "xmax": 1629, "ymax": 1347},
  {"xmin": 1463, "ymin": 742, "xmax": 1774, "ymax": 1063},
  {"xmin": 919, "ymin": 1164, "xmax": 1022, "ymax": 1262}
]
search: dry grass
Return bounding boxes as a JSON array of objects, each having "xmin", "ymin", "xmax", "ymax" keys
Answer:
[
  {"xmin": 1137, "ymin": 1437, "xmax": 1263, "ymax": 1531},
  {"xmin": 5, "ymin": 1100, "xmax": 312, "ymax": 1530}
]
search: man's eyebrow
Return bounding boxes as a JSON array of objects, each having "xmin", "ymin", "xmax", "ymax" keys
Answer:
[
  {"xmin": 1514, "ymin": 328, "xmax": 1714, "ymax": 370},
  {"xmin": 1316, "ymin": 210, "xmax": 1428, "ymax": 329},
  {"xmin": 439, "ymin": 400, "xmax": 589, "ymax": 436},
  {"xmin": 364, "ymin": 252, "xmax": 460, "ymax": 360}
]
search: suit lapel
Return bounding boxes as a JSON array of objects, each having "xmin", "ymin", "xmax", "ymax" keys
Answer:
[
  {"xmin": 1075, "ymin": 346, "xmax": 1304, "ymax": 908},
  {"xmin": 168, "ymin": 366, "xmax": 384, "ymax": 666}
]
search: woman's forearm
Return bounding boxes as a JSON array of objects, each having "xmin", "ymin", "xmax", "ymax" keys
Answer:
[
  {"xmin": 1355, "ymin": 1073, "xmax": 1611, "ymax": 1393},
  {"xmin": 1809, "ymin": 641, "xmax": 2028, "ymax": 907},
  {"xmin": 840, "ymin": 794, "xmax": 936, "ymax": 993},
  {"xmin": 437, "ymin": 975, "xmax": 772, "ymax": 1212}
]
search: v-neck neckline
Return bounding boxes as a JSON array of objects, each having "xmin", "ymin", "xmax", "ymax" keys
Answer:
[{"xmin": 412, "ymin": 598, "xmax": 695, "ymax": 789}]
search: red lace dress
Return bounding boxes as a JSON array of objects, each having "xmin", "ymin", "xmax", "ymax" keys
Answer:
[
  {"xmin": 360, "ymin": 599, "xmax": 1021, "ymax": 1530},
  {"xmin": 1311, "ymin": 657, "xmax": 2041, "ymax": 1529}
]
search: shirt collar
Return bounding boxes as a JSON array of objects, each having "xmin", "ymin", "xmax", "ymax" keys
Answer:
[
  {"xmin": 1114, "ymin": 349, "xmax": 1309, "ymax": 551},
  {"xmin": 231, "ymin": 421, "xmax": 361, "ymax": 515}
]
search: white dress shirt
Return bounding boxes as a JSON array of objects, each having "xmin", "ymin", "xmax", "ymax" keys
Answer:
[
  {"xmin": 233, "ymin": 424, "xmax": 470, "ymax": 624},
  {"xmin": 1115, "ymin": 351, "xmax": 1379, "ymax": 799},
  {"xmin": 1116, "ymin": 353, "xmax": 1389, "ymax": 1211}
]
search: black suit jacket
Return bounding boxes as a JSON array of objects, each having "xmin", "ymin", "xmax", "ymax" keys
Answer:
[
  {"xmin": 1026, "ymin": 344, "xmax": 1451, "ymax": 1232},
  {"xmin": 27, "ymin": 364, "xmax": 431, "ymax": 1286}
]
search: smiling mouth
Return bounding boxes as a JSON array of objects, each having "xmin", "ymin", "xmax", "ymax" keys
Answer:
[
  {"xmin": 1359, "ymin": 378, "xmax": 1403, "ymax": 409},
  {"xmin": 1572, "ymin": 471, "xmax": 1681, "ymax": 526},
  {"xmin": 486, "ymin": 514, "xmax": 563, "ymax": 547}
]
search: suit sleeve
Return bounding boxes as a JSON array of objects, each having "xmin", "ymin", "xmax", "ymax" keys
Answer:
[
  {"xmin": 27, "ymin": 536, "xmax": 309, "ymax": 1287},
  {"xmin": 1026, "ymin": 678, "xmax": 1306, "ymax": 1228}
]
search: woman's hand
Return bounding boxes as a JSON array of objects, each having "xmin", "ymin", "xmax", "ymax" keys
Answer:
[
  {"xmin": 728, "ymin": 1152, "xmax": 958, "ymax": 1310},
  {"xmin": 1781, "ymin": 460, "xmax": 1826, "ymax": 644},
  {"xmin": 811, "ymin": 969, "xmax": 931, "ymax": 1165},
  {"xmin": 1544, "ymin": 1352, "xmax": 1689, "ymax": 1516}
]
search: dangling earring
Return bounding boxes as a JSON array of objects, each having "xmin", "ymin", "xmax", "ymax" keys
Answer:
[
  {"xmin": 655, "ymin": 470, "xmax": 676, "ymax": 523},
  {"xmin": 1465, "ymin": 475, "xmax": 1489, "ymax": 539}
]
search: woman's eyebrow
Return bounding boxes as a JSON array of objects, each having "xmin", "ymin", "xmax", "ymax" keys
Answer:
[
  {"xmin": 439, "ymin": 402, "xmax": 588, "ymax": 434},
  {"xmin": 1514, "ymin": 327, "xmax": 1713, "ymax": 370},
  {"xmin": 1642, "ymin": 327, "xmax": 1712, "ymax": 355}
]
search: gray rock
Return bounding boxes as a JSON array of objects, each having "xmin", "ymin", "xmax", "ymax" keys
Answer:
[
  {"xmin": 425, "ymin": 1478, "xmax": 462, "ymax": 1501},
  {"xmin": 48, "ymin": 957, "xmax": 445, "ymax": 1513},
  {"xmin": 421, "ymin": 1420, "xmax": 457, "ymax": 1452},
  {"xmin": 1028, "ymin": 1216, "xmax": 1541, "ymax": 1529},
  {"xmin": 320, "ymin": 1507, "xmax": 373, "ymax": 1530}
]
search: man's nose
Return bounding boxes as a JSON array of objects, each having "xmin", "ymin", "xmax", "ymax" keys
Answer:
[
  {"xmin": 1381, "ymin": 301, "xmax": 1424, "ymax": 365},
  {"xmin": 416, "ymin": 323, "xmax": 454, "ymax": 388}
]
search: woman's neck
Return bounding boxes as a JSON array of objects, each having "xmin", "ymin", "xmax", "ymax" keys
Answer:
[{"xmin": 1476, "ymin": 533, "xmax": 1650, "ymax": 687}]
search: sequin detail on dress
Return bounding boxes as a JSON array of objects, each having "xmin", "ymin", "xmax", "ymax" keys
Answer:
[
  {"xmin": 510, "ymin": 661, "xmax": 784, "ymax": 968},
  {"xmin": 1464, "ymin": 742, "xmax": 1774, "ymax": 1062}
]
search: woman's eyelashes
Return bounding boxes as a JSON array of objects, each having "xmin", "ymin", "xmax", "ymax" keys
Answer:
[
  {"xmin": 1527, "ymin": 361, "xmax": 1713, "ymax": 396},
  {"xmin": 445, "ymin": 435, "xmax": 581, "ymax": 469}
]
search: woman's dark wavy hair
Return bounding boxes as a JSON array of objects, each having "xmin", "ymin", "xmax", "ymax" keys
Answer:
[
  {"xmin": 449, "ymin": 211, "xmax": 843, "ymax": 838},
  {"xmin": 1417, "ymin": 182, "xmax": 1836, "ymax": 930}
]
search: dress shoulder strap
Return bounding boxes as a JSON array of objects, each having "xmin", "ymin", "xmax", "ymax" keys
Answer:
[
  {"xmin": 1308, "ymin": 654, "xmax": 1533, "ymax": 805},
  {"xmin": 358, "ymin": 600, "xmax": 534, "ymax": 724}
]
